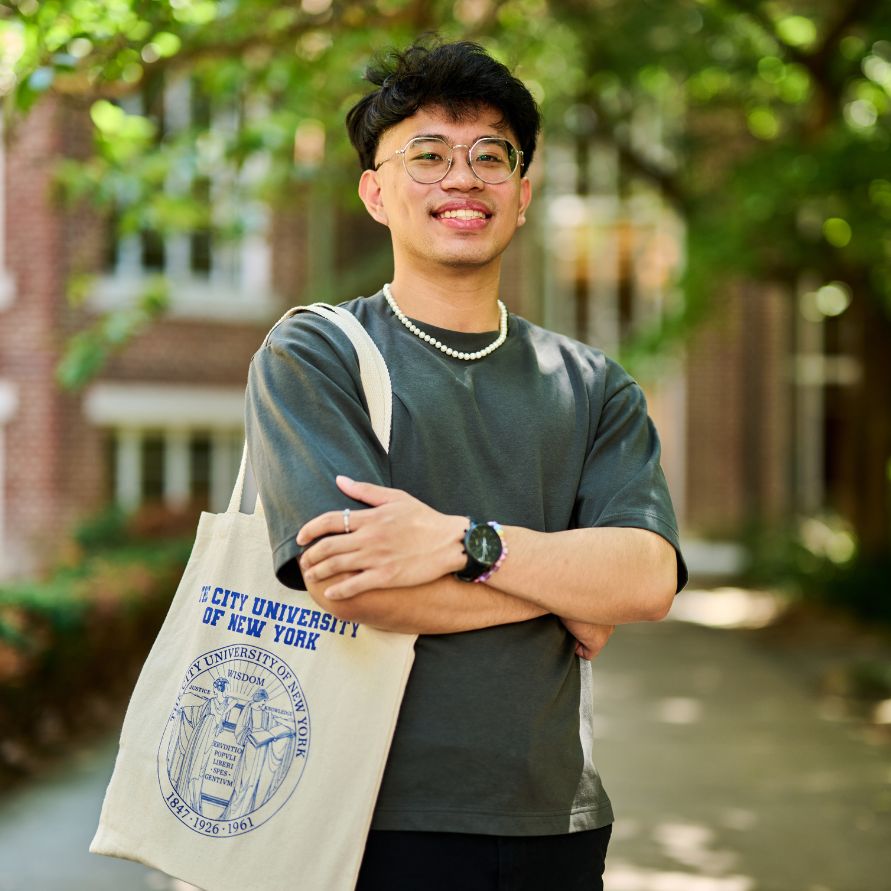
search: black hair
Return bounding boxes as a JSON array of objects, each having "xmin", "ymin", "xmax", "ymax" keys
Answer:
[{"xmin": 345, "ymin": 37, "xmax": 540, "ymax": 175}]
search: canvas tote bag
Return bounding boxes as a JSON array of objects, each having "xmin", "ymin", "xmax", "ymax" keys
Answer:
[{"xmin": 91, "ymin": 304, "xmax": 416, "ymax": 891}]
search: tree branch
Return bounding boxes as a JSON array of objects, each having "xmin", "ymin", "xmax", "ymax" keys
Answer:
[
  {"xmin": 713, "ymin": 0, "xmax": 881, "ymax": 133},
  {"xmin": 815, "ymin": 0, "xmax": 882, "ymax": 64},
  {"xmin": 586, "ymin": 95, "xmax": 689, "ymax": 214},
  {"xmin": 45, "ymin": 0, "xmax": 425, "ymax": 100},
  {"xmin": 716, "ymin": 0, "xmax": 812, "ymax": 67}
]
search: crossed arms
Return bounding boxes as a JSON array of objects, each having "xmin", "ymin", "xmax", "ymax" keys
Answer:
[{"xmin": 297, "ymin": 475, "xmax": 678, "ymax": 658}]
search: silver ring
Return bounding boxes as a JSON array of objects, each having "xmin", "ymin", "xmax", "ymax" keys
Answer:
[{"xmin": 342, "ymin": 508, "xmax": 351, "ymax": 534}]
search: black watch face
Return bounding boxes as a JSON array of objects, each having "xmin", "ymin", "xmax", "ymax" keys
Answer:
[{"xmin": 467, "ymin": 524, "xmax": 501, "ymax": 567}]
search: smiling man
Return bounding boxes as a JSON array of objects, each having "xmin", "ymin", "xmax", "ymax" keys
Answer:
[{"xmin": 246, "ymin": 39, "xmax": 686, "ymax": 891}]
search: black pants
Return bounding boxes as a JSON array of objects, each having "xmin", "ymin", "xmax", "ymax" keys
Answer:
[{"xmin": 356, "ymin": 825, "xmax": 612, "ymax": 891}]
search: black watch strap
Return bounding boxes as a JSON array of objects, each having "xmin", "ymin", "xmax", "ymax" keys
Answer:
[
  {"xmin": 455, "ymin": 518, "xmax": 505, "ymax": 582},
  {"xmin": 456, "ymin": 518, "xmax": 482, "ymax": 581}
]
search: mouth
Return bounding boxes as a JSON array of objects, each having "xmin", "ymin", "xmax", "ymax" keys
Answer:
[
  {"xmin": 430, "ymin": 202, "xmax": 493, "ymax": 226},
  {"xmin": 434, "ymin": 208, "xmax": 490, "ymax": 220}
]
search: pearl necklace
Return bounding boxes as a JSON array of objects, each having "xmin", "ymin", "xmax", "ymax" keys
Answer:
[{"xmin": 382, "ymin": 283, "xmax": 508, "ymax": 361}]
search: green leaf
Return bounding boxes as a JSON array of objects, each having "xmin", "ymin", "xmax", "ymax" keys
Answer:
[{"xmin": 776, "ymin": 15, "xmax": 818, "ymax": 49}]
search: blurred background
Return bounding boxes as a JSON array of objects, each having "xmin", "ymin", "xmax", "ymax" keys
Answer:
[{"xmin": 0, "ymin": 1, "xmax": 889, "ymax": 889}]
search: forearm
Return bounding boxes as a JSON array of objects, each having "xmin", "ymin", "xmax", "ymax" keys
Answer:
[
  {"xmin": 486, "ymin": 525, "xmax": 677, "ymax": 624},
  {"xmin": 305, "ymin": 572, "xmax": 546, "ymax": 634},
  {"xmin": 296, "ymin": 477, "xmax": 677, "ymax": 628}
]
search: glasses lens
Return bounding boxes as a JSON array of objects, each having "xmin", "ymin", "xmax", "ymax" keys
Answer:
[
  {"xmin": 404, "ymin": 137, "xmax": 452, "ymax": 183},
  {"xmin": 470, "ymin": 138, "xmax": 519, "ymax": 184}
]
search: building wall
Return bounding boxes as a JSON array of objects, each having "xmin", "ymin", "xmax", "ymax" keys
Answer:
[
  {"xmin": 0, "ymin": 97, "xmax": 280, "ymax": 578},
  {"xmin": 684, "ymin": 282, "xmax": 793, "ymax": 536},
  {"xmin": 0, "ymin": 94, "xmax": 798, "ymax": 579},
  {"xmin": 1, "ymin": 97, "xmax": 70, "ymax": 575}
]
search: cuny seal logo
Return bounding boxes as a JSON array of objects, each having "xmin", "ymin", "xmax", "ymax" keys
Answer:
[{"xmin": 158, "ymin": 645, "xmax": 310, "ymax": 837}]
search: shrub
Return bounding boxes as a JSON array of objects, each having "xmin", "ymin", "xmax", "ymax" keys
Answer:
[
  {"xmin": 744, "ymin": 515, "xmax": 891, "ymax": 624},
  {"xmin": 0, "ymin": 536, "xmax": 192, "ymax": 786}
]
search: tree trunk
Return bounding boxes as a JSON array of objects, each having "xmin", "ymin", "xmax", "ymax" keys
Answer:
[{"xmin": 841, "ymin": 290, "xmax": 891, "ymax": 558}]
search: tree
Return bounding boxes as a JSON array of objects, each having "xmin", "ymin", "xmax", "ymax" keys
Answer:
[
  {"xmin": 1, "ymin": 0, "xmax": 889, "ymax": 562},
  {"xmin": 500, "ymin": 0, "xmax": 891, "ymax": 560}
]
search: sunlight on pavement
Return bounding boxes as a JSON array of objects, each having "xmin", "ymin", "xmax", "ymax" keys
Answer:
[
  {"xmin": 653, "ymin": 821, "xmax": 739, "ymax": 873},
  {"xmin": 655, "ymin": 697, "xmax": 703, "ymax": 724},
  {"xmin": 717, "ymin": 808, "xmax": 757, "ymax": 831},
  {"xmin": 667, "ymin": 588, "xmax": 785, "ymax": 629},
  {"xmin": 605, "ymin": 817, "xmax": 758, "ymax": 890},
  {"xmin": 605, "ymin": 862, "xmax": 755, "ymax": 890}
]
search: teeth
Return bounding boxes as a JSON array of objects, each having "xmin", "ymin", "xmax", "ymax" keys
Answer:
[{"xmin": 439, "ymin": 209, "xmax": 486, "ymax": 220}]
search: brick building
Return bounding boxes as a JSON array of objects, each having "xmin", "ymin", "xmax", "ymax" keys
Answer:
[
  {"xmin": 0, "ymin": 95, "xmax": 277, "ymax": 578},
  {"xmin": 0, "ymin": 92, "xmax": 835, "ymax": 581}
]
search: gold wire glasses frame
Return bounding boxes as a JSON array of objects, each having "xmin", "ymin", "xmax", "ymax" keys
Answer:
[{"xmin": 374, "ymin": 136, "xmax": 524, "ymax": 185}]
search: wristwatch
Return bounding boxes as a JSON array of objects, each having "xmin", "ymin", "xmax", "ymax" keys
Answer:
[{"xmin": 455, "ymin": 519, "xmax": 508, "ymax": 583}]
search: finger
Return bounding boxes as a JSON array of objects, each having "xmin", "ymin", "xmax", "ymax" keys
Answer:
[
  {"xmin": 297, "ymin": 508, "xmax": 363, "ymax": 546},
  {"xmin": 303, "ymin": 551, "xmax": 365, "ymax": 584},
  {"xmin": 299, "ymin": 532, "xmax": 364, "ymax": 572},
  {"xmin": 325, "ymin": 569, "xmax": 385, "ymax": 601},
  {"xmin": 335, "ymin": 476, "xmax": 406, "ymax": 507},
  {"xmin": 297, "ymin": 511, "xmax": 345, "ymax": 545}
]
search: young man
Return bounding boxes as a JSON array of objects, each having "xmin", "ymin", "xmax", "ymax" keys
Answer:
[{"xmin": 246, "ymin": 39, "xmax": 686, "ymax": 890}]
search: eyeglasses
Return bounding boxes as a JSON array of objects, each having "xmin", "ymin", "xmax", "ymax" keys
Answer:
[{"xmin": 374, "ymin": 136, "xmax": 524, "ymax": 185}]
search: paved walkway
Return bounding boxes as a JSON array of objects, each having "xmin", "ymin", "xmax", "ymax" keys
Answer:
[
  {"xmin": 593, "ymin": 609, "xmax": 890, "ymax": 891},
  {"xmin": 1, "ymin": 595, "xmax": 889, "ymax": 891}
]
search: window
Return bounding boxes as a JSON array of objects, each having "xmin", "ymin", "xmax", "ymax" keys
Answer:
[
  {"xmin": 189, "ymin": 435, "xmax": 212, "ymax": 508},
  {"xmin": 93, "ymin": 73, "xmax": 276, "ymax": 321},
  {"xmin": 106, "ymin": 428, "xmax": 242, "ymax": 514},
  {"xmin": 85, "ymin": 383, "xmax": 247, "ymax": 514},
  {"xmin": 141, "ymin": 434, "xmax": 166, "ymax": 503},
  {"xmin": 541, "ymin": 100, "xmax": 684, "ymax": 354}
]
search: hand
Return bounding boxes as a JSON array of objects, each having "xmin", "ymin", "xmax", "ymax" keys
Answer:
[
  {"xmin": 561, "ymin": 618, "xmax": 615, "ymax": 661},
  {"xmin": 296, "ymin": 476, "xmax": 466, "ymax": 600}
]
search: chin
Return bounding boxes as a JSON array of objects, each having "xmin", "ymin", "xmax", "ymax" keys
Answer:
[
  {"xmin": 435, "ymin": 244, "xmax": 506, "ymax": 268},
  {"xmin": 437, "ymin": 256, "xmax": 498, "ymax": 270}
]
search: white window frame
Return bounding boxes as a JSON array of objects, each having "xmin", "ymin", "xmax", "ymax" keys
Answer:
[
  {"xmin": 792, "ymin": 277, "xmax": 862, "ymax": 514},
  {"xmin": 84, "ymin": 383, "xmax": 245, "ymax": 512},
  {"xmin": 90, "ymin": 76, "xmax": 278, "ymax": 322}
]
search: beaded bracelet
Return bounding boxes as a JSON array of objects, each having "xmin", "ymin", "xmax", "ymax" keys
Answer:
[{"xmin": 474, "ymin": 521, "xmax": 509, "ymax": 583}]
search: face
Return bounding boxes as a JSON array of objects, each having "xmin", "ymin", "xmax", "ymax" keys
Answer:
[{"xmin": 358, "ymin": 105, "xmax": 532, "ymax": 275}]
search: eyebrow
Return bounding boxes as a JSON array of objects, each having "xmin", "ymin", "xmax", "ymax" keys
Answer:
[{"xmin": 411, "ymin": 131, "xmax": 509, "ymax": 143}]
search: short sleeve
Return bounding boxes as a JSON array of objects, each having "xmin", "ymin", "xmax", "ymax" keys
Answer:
[
  {"xmin": 244, "ymin": 313, "xmax": 390, "ymax": 589},
  {"xmin": 574, "ymin": 363, "xmax": 688, "ymax": 592}
]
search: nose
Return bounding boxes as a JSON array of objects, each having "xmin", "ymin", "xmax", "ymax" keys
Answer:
[{"xmin": 440, "ymin": 145, "xmax": 482, "ymax": 189}]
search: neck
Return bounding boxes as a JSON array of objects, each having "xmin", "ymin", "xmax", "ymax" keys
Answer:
[{"xmin": 388, "ymin": 265, "xmax": 503, "ymax": 332}]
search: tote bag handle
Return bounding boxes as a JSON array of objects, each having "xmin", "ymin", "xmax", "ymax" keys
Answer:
[{"xmin": 228, "ymin": 303, "xmax": 392, "ymax": 515}]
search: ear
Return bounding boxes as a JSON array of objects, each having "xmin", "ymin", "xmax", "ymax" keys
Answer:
[
  {"xmin": 516, "ymin": 176, "xmax": 533, "ymax": 228},
  {"xmin": 358, "ymin": 169, "xmax": 389, "ymax": 227}
]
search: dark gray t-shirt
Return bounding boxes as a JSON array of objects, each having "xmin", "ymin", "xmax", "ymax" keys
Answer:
[{"xmin": 245, "ymin": 291, "xmax": 686, "ymax": 836}]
